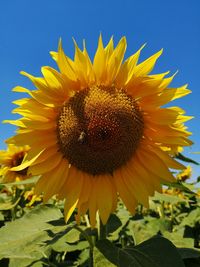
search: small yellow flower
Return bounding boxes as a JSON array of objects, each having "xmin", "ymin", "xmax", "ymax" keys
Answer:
[
  {"xmin": 24, "ymin": 188, "xmax": 42, "ymax": 206},
  {"xmin": 0, "ymin": 144, "xmax": 30, "ymax": 182},
  {"xmin": 5, "ymin": 36, "xmax": 192, "ymax": 227},
  {"xmin": 177, "ymin": 165, "xmax": 192, "ymax": 182}
]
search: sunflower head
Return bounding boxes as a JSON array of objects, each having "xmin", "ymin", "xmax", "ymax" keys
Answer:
[
  {"xmin": 0, "ymin": 144, "xmax": 30, "ymax": 182},
  {"xmin": 24, "ymin": 188, "xmax": 42, "ymax": 206},
  {"xmin": 57, "ymin": 85, "xmax": 144, "ymax": 175},
  {"xmin": 177, "ymin": 165, "xmax": 192, "ymax": 182},
  {"xmin": 5, "ymin": 35, "xmax": 192, "ymax": 227}
]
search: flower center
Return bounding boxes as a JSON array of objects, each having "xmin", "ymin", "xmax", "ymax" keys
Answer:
[{"xmin": 57, "ymin": 86, "xmax": 144, "ymax": 175}]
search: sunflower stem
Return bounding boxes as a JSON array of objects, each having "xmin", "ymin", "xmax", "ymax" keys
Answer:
[
  {"xmin": 74, "ymin": 225, "xmax": 94, "ymax": 249},
  {"xmin": 11, "ymin": 187, "xmax": 23, "ymax": 220},
  {"xmin": 74, "ymin": 225, "xmax": 94, "ymax": 267},
  {"xmin": 99, "ymin": 218, "xmax": 107, "ymax": 240}
]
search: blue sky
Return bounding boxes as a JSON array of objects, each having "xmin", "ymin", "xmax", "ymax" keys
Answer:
[{"xmin": 0, "ymin": 0, "xmax": 200, "ymax": 177}]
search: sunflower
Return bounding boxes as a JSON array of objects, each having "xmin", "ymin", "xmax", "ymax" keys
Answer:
[
  {"xmin": 5, "ymin": 36, "xmax": 192, "ymax": 227},
  {"xmin": 0, "ymin": 144, "xmax": 30, "ymax": 182},
  {"xmin": 24, "ymin": 188, "xmax": 42, "ymax": 207},
  {"xmin": 177, "ymin": 165, "xmax": 192, "ymax": 182}
]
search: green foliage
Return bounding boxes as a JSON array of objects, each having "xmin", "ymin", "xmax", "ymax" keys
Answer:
[
  {"xmin": 0, "ymin": 163, "xmax": 200, "ymax": 266},
  {"xmin": 0, "ymin": 205, "xmax": 63, "ymax": 266},
  {"xmin": 175, "ymin": 153, "xmax": 199, "ymax": 165},
  {"xmin": 95, "ymin": 236, "xmax": 191, "ymax": 267}
]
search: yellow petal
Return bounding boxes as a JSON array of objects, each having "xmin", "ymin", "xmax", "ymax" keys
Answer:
[
  {"xmin": 132, "ymin": 158, "xmax": 162, "ymax": 193},
  {"xmin": 145, "ymin": 108, "xmax": 182, "ymax": 125},
  {"xmin": 121, "ymin": 164, "xmax": 152, "ymax": 207},
  {"xmin": 133, "ymin": 49, "xmax": 163, "ymax": 77},
  {"xmin": 3, "ymin": 119, "xmax": 25, "ymax": 128},
  {"xmin": 96, "ymin": 176, "xmax": 113, "ymax": 225},
  {"xmin": 73, "ymin": 39, "xmax": 90, "ymax": 87},
  {"xmin": 159, "ymin": 71, "xmax": 177, "ymax": 90},
  {"xmin": 41, "ymin": 66, "xmax": 71, "ymax": 97},
  {"xmin": 35, "ymin": 159, "xmax": 68, "ymax": 202},
  {"xmin": 93, "ymin": 34, "xmax": 106, "ymax": 83},
  {"xmin": 116, "ymin": 44, "xmax": 145, "ymax": 87},
  {"xmin": 10, "ymin": 150, "xmax": 44, "ymax": 171},
  {"xmin": 145, "ymin": 126, "xmax": 192, "ymax": 146},
  {"xmin": 148, "ymin": 144, "xmax": 185, "ymax": 170},
  {"xmin": 29, "ymin": 152, "xmax": 62, "ymax": 175},
  {"xmin": 113, "ymin": 170, "xmax": 137, "ymax": 214},
  {"xmin": 6, "ymin": 130, "xmax": 56, "ymax": 147},
  {"xmin": 104, "ymin": 36, "xmax": 114, "ymax": 63},
  {"xmin": 57, "ymin": 39, "xmax": 77, "ymax": 81},
  {"xmin": 60, "ymin": 166, "xmax": 84, "ymax": 222},
  {"xmin": 89, "ymin": 178, "xmax": 98, "ymax": 228},
  {"xmin": 18, "ymin": 118, "xmax": 56, "ymax": 130},
  {"xmin": 77, "ymin": 174, "xmax": 92, "ymax": 210},
  {"xmin": 83, "ymin": 42, "xmax": 96, "ymax": 85},
  {"xmin": 12, "ymin": 98, "xmax": 57, "ymax": 120},
  {"xmin": 136, "ymin": 147, "xmax": 175, "ymax": 183},
  {"xmin": 106, "ymin": 36, "xmax": 127, "ymax": 84},
  {"xmin": 13, "ymin": 85, "xmax": 60, "ymax": 108},
  {"xmin": 30, "ymin": 145, "xmax": 58, "ymax": 166},
  {"xmin": 140, "ymin": 85, "xmax": 191, "ymax": 109}
]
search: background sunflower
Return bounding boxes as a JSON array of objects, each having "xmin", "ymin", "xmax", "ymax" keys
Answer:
[{"xmin": 0, "ymin": 144, "xmax": 30, "ymax": 182}]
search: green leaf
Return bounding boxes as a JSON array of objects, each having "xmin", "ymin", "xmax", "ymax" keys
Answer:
[
  {"xmin": 0, "ymin": 191, "xmax": 12, "ymax": 204},
  {"xmin": 9, "ymin": 258, "xmax": 44, "ymax": 267},
  {"xmin": 134, "ymin": 236, "xmax": 185, "ymax": 267},
  {"xmin": 0, "ymin": 197, "xmax": 22, "ymax": 211},
  {"xmin": 145, "ymin": 217, "xmax": 172, "ymax": 233},
  {"xmin": 175, "ymin": 153, "xmax": 199, "ymax": 165},
  {"xmin": 152, "ymin": 192, "xmax": 189, "ymax": 204},
  {"xmin": 164, "ymin": 231, "xmax": 194, "ymax": 248},
  {"xmin": 196, "ymin": 176, "xmax": 200, "ymax": 183},
  {"xmin": 183, "ymin": 258, "xmax": 200, "ymax": 267},
  {"xmin": 46, "ymin": 222, "xmax": 91, "ymax": 253},
  {"xmin": 95, "ymin": 239, "xmax": 141, "ymax": 267},
  {"xmin": 0, "ymin": 212, "xmax": 4, "ymax": 221},
  {"xmin": 180, "ymin": 208, "xmax": 200, "ymax": 227},
  {"xmin": 96, "ymin": 236, "xmax": 185, "ymax": 267},
  {"xmin": 77, "ymin": 248, "xmax": 90, "ymax": 266},
  {"xmin": 51, "ymin": 238, "xmax": 88, "ymax": 253},
  {"xmin": 126, "ymin": 217, "xmax": 172, "ymax": 246},
  {"xmin": 117, "ymin": 204, "xmax": 131, "ymax": 224},
  {"xmin": 93, "ymin": 246, "xmax": 116, "ymax": 267},
  {"xmin": 108, "ymin": 205, "xmax": 131, "ymax": 241},
  {"xmin": 0, "ymin": 176, "xmax": 39, "ymax": 186},
  {"xmin": 163, "ymin": 181, "xmax": 195, "ymax": 194},
  {"xmin": 0, "ymin": 205, "xmax": 62, "ymax": 266},
  {"xmin": 65, "ymin": 228, "xmax": 81, "ymax": 243},
  {"xmin": 107, "ymin": 214, "xmax": 122, "ymax": 235},
  {"xmin": 126, "ymin": 220, "xmax": 152, "ymax": 245},
  {"xmin": 177, "ymin": 248, "xmax": 200, "ymax": 260}
]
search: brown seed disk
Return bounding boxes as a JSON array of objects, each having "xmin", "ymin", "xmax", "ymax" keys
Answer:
[{"xmin": 57, "ymin": 86, "xmax": 144, "ymax": 175}]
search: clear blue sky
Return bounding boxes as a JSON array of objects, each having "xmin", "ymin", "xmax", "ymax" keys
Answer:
[{"xmin": 0, "ymin": 0, "xmax": 200, "ymax": 177}]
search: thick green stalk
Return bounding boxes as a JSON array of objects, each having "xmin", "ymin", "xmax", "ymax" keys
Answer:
[
  {"xmin": 99, "ymin": 219, "xmax": 107, "ymax": 240},
  {"xmin": 74, "ymin": 225, "xmax": 94, "ymax": 267}
]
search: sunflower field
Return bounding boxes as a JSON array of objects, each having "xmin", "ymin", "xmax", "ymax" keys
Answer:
[
  {"xmin": 0, "ymin": 36, "xmax": 200, "ymax": 267},
  {"xmin": 0, "ymin": 157, "xmax": 200, "ymax": 266}
]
